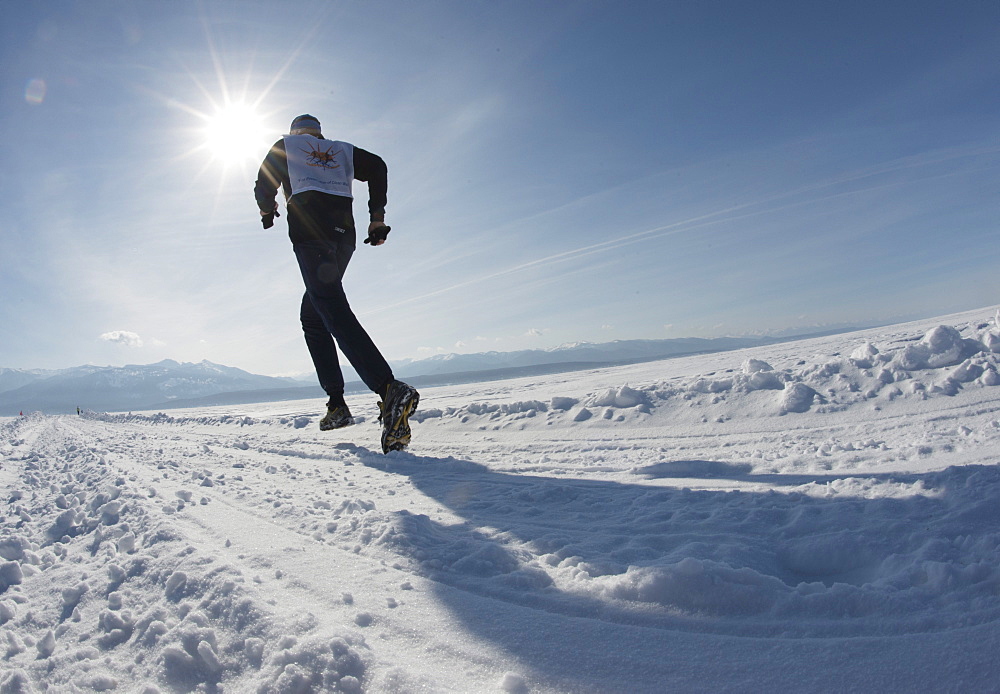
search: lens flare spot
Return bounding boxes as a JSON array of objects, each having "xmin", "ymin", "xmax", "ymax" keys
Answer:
[{"xmin": 25, "ymin": 78, "xmax": 46, "ymax": 105}]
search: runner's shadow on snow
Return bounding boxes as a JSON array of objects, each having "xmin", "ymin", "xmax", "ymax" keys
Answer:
[
  {"xmin": 633, "ymin": 459, "xmax": 926, "ymax": 486},
  {"xmin": 361, "ymin": 452, "xmax": 1000, "ymax": 691},
  {"xmin": 634, "ymin": 460, "xmax": 755, "ymax": 478}
]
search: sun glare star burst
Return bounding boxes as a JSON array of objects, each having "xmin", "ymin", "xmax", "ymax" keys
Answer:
[{"xmin": 203, "ymin": 103, "xmax": 267, "ymax": 166}]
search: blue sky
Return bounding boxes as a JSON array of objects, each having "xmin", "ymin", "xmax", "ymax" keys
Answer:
[{"xmin": 2, "ymin": 1, "xmax": 998, "ymax": 376}]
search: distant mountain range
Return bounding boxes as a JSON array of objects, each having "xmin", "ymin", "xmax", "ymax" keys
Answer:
[
  {"xmin": 390, "ymin": 336, "xmax": 783, "ymax": 378},
  {"xmin": 1, "ymin": 331, "xmax": 855, "ymax": 415},
  {"xmin": 0, "ymin": 360, "xmax": 299, "ymax": 415}
]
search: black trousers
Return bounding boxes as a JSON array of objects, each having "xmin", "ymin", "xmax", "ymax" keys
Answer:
[{"xmin": 288, "ymin": 195, "xmax": 393, "ymax": 399}]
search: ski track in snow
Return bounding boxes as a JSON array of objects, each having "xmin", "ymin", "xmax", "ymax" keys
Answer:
[{"xmin": 2, "ymin": 307, "xmax": 1000, "ymax": 692}]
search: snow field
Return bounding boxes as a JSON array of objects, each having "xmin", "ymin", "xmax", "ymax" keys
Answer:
[
  {"xmin": 0, "ymin": 415, "xmax": 370, "ymax": 693},
  {"xmin": 1, "ymin": 306, "xmax": 1000, "ymax": 691}
]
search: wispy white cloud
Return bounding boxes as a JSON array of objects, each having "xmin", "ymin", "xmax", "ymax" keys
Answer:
[{"xmin": 100, "ymin": 331, "xmax": 143, "ymax": 347}]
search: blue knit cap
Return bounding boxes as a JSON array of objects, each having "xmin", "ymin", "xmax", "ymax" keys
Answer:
[{"xmin": 290, "ymin": 114, "xmax": 321, "ymax": 134}]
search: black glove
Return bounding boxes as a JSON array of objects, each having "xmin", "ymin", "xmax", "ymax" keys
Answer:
[
  {"xmin": 363, "ymin": 224, "xmax": 391, "ymax": 245},
  {"xmin": 260, "ymin": 208, "xmax": 280, "ymax": 229}
]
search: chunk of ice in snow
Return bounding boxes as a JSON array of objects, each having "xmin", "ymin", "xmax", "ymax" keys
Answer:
[
  {"xmin": 743, "ymin": 359, "xmax": 773, "ymax": 374},
  {"xmin": 782, "ymin": 383, "xmax": 818, "ymax": 413},
  {"xmin": 850, "ymin": 342, "xmax": 879, "ymax": 368},
  {"xmin": 36, "ymin": 629, "xmax": 56, "ymax": 658},
  {"xmin": 501, "ymin": 672, "xmax": 528, "ymax": 693}
]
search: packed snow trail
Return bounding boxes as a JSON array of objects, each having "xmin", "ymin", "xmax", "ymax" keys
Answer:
[{"xmin": 2, "ymin": 307, "xmax": 1000, "ymax": 691}]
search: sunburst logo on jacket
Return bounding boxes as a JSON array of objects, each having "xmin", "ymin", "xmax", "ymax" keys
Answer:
[{"xmin": 300, "ymin": 143, "xmax": 342, "ymax": 169}]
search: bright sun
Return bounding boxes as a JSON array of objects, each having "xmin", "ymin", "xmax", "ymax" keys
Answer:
[{"xmin": 203, "ymin": 102, "xmax": 268, "ymax": 165}]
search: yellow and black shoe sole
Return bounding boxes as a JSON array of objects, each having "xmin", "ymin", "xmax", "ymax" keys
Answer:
[
  {"xmin": 319, "ymin": 417, "xmax": 355, "ymax": 431},
  {"xmin": 380, "ymin": 392, "xmax": 419, "ymax": 454}
]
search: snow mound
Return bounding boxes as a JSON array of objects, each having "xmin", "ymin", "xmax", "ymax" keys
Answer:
[
  {"xmin": 895, "ymin": 325, "xmax": 979, "ymax": 370},
  {"xmin": 781, "ymin": 383, "xmax": 820, "ymax": 414},
  {"xmin": 586, "ymin": 385, "xmax": 650, "ymax": 408},
  {"xmin": 849, "ymin": 342, "xmax": 880, "ymax": 368}
]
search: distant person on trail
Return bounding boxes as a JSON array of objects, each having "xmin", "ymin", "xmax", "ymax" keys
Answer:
[{"xmin": 254, "ymin": 114, "xmax": 419, "ymax": 454}]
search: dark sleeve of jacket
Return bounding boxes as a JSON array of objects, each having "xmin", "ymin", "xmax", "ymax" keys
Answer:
[
  {"xmin": 254, "ymin": 139, "xmax": 288, "ymax": 213},
  {"xmin": 353, "ymin": 147, "xmax": 388, "ymax": 222}
]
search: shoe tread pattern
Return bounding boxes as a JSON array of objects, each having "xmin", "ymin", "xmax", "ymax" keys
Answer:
[{"xmin": 380, "ymin": 383, "xmax": 419, "ymax": 453}]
